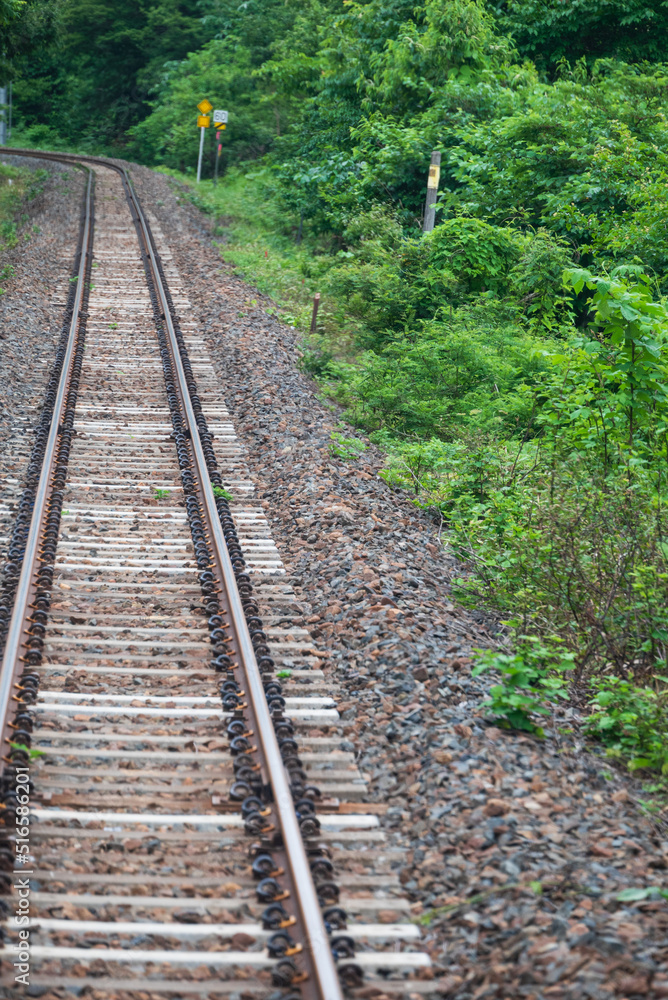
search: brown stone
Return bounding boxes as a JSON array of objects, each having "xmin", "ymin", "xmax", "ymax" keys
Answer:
[
  {"xmin": 465, "ymin": 836, "xmax": 488, "ymax": 850},
  {"xmin": 231, "ymin": 932, "xmax": 257, "ymax": 950},
  {"xmin": 437, "ymin": 976, "xmax": 464, "ymax": 993},
  {"xmin": 589, "ymin": 842, "xmax": 613, "ymax": 858},
  {"xmin": 483, "ymin": 798, "xmax": 510, "ymax": 817},
  {"xmin": 616, "ymin": 975, "xmax": 649, "ymax": 995},
  {"xmin": 485, "ymin": 726, "xmax": 503, "ymax": 741}
]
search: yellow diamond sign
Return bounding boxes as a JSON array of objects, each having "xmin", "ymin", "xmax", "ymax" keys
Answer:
[{"xmin": 197, "ymin": 98, "xmax": 213, "ymax": 114}]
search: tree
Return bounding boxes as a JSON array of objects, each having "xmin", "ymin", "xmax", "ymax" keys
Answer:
[
  {"xmin": 14, "ymin": 0, "xmax": 207, "ymax": 147},
  {"xmin": 492, "ymin": 0, "xmax": 668, "ymax": 68}
]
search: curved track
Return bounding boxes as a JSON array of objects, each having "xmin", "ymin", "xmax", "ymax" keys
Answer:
[{"xmin": 0, "ymin": 151, "xmax": 433, "ymax": 1000}]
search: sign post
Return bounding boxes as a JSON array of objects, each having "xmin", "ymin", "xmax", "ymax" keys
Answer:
[
  {"xmin": 196, "ymin": 99, "xmax": 213, "ymax": 183},
  {"xmin": 212, "ymin": 110, "xmax": 228, "ymax": 187}
]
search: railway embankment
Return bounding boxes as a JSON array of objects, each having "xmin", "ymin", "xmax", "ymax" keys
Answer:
[{"xmin": 0, "ymin": 153, "xmax": 665, "ymax": 998}]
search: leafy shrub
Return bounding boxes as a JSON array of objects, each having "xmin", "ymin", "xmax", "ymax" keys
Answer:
[
  {"xmin": 342, "ymin": 204, "xmax": 405, "ymax": 255},
  {"xmin": 326, "ymin": 258, "xmax": 409, "ymax": 348},
  {"xmin": 509, "ymin": 229, "xmax": 575, "ymax": 330},
  {"xmin": 584, "ymin": 674, "xmax": 668, "ymax": 773},
  {"xmin": 452, "ymin": 467, "xmax": 668, "ymax": 679},
  {"xmin": 370, "ymin": 268, "xmax": 668, "ymax": 680},
  {"xmin": 326, "ymin": 303, "xmax": 550, "ymax": 438},
  {"xmin": 14, "ymin": 123, "xmax": 69, "ymax": 151},
  {"xmin": 472, "ymin": 636, "xmax": 575, "ymax": 735},
  {"xmin": 472, "ymin": 639, "xmax": 668, "ymax": 781},
  {"xmin": 329, "ymin": 432, "xmax": 367, "ymax": 459},
  {"xmin": 425, "ymin": 217, "xmax": 523, "ymax": 299},
  {"xmin": 379, "ymin": 437, "xmax": 453, "ymax": 494}
]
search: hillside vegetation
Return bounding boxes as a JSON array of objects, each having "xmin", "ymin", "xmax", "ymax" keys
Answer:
[{"xmin": 9, "ymin": 0, "xmax": 668, "ymax": 767}]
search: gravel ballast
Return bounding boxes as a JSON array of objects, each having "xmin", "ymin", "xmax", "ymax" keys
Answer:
[{"xmin": 0, "ymin": 156, "xmax": 85, "ymax": 548}]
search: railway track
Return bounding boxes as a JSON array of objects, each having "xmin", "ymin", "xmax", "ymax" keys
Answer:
[{"xmin": 0, "ymin": 151, "xmax": 433, "ymax": 999}]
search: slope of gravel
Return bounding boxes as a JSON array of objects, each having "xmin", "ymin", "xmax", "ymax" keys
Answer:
[
  {"xmin": 127, "ymin": 161, "xmax": 668, "ymax": 998},
  {"xmin": 0, "ymin": 155, "xmax": 84, "ymax": 543}
]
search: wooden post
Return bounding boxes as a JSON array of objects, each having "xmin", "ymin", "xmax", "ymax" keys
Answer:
[
  {"xmin": 422, "ymin": 150, "xmax": 441, "ymax": 233},
  {"xmin": 310, "ymin": 293, "xmax": 320, "ymax": 335}
]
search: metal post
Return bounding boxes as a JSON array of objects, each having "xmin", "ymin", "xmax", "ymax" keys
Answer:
[
  {"xmin": 196, "ymin": 126, "xmax": 205, "ymax": 183},
  {"xmin": 214, "ymin": 130, "xmax": 221, "ymax": 186},
  {"xmin": 8, "ymin": 81, "xmax": 12, "ymax": 140},
  {"xmin": 422, "ymin": 150, "xmax": 441, "ymax": 233},
  {"xmin": 0, "ymin": 88, "xmax": 7, "ymax": 146}
]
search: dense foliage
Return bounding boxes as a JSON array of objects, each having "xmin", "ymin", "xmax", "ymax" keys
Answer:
[
  {"xmin": 9, "ymin": 0, "xmax": 668, "ymax": 765},
  {"xmin": 12, "ymin": 2, "xmax": 209, "ymax": 149}
]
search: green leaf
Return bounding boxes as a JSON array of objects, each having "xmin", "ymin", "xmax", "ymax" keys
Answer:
[{"xmin": 616, "ymin": 887, "xmax": 655, "ymax": 902}]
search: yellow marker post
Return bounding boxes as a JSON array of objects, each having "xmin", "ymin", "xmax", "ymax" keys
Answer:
[
  {"xmin": 423, "ymin": 150, "xmax": 442, "ymax": 233},
  {"xmin": 196, "ymin": 101, "xmax": 213, "ymax": 183}
]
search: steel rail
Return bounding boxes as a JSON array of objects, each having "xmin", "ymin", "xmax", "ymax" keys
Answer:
[
  {"xmin": 0, "ymin": 164, "xmax": 93, "ymax": 756},
  {"xmin": 0, "ymin": 147, "xmax": 345, "ymax": 1000}
]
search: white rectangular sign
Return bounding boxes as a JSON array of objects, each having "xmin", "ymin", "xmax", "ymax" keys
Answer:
[{"xmin": 213, "ymin": 110, "xmax": 228, "ymax": 124}]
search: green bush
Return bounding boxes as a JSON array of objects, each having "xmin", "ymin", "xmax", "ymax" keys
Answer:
[
  {"xmin": 509, "ymin": 229, "xmax": 575, "ymax": 331},
  {"xmin": 329, "ymin": 431, "xmax": 367, "ymax": 460},
  {"xmin": 425, "ymin": 217, "xmax": 523, "ymax": 299},
  {"xmin": 451, "ymin": 465, "xmax": 668, "ymax": 678},
  {"xmin": 370, "ymin": 268, "xmax": 668, "ymax": 681},
  {"xmin": 327, "ymin": 308, "xmax": 551, "ymax": 439},
  {"xmin": 472, "ymin": 636, "xmax": 575, "ymax": 735},
  {"xmin": 472, "ymin": 644, "xmax": 668, "ymax": 780},
  {"xmin": 584, "ymin": 674, "xmax": 668, "ymax": 773}
]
